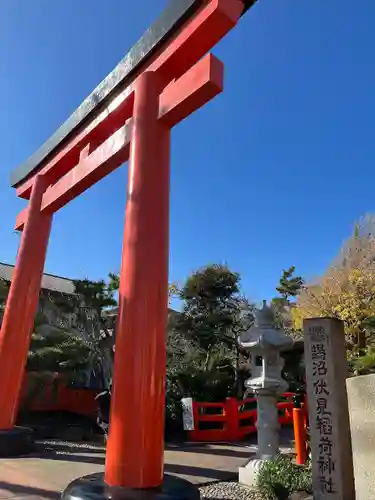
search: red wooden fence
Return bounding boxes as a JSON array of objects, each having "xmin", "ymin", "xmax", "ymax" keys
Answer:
[
  {"xmin": 188, "ymin": 392, "xmax": 296, "ymax": 442},
  {"xmin": 20, "ymin": 375, "xmax": 99, "ymax": 420}
]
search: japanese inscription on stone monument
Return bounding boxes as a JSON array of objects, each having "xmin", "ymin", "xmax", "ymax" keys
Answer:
[
  {"xmin": 310, "ymin": 325, "xmax": 335, "ymax": 495},
  {"xmin": 304, "ymin": 318, "xmax": 355, "ymax": 500}
]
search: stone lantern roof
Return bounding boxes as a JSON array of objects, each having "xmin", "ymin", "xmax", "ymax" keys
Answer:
[{"xmin": 239, "ymin": 300, "xmax": 294, "ymax": 351}]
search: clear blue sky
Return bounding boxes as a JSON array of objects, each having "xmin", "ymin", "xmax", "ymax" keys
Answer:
[{"xmin": 1, "ymin": 0, "xmax": 374, "ymax": 305}]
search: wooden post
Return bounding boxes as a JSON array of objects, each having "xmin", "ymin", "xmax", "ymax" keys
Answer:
[
  {"xmin": 226, "ymin": 397, "xmax": 239, "ymax": 441},
  {"xmin": 293, "ymin": 407, "xmax": 307, "ymax": 465}
]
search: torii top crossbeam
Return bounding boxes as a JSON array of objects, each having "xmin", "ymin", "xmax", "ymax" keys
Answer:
[{"xmin": 11, "ymin": 0, "xmax": 256, "ymax": 195}]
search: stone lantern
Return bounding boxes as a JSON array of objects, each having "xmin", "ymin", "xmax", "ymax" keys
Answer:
[{"xmin": 238, "ymin": 300, "xmax": 294, "ymax": 487}]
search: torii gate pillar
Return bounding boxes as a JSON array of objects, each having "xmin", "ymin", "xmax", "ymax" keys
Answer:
[
  {"xmin": 0, "ymin": 0, "xmax": 257, "ymax": 498},
  {"xmin": 105, "ymin": 71, "xmax": 171, "ymax": 488}
]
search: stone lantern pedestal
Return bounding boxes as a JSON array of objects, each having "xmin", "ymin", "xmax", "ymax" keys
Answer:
[{"xmin": 238, "ymin": 301, "xmax": 293, "ymax": 487}]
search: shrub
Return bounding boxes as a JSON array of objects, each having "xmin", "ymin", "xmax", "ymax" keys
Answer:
[{"xmin": 257, "ymin": 455, "xmax": 312, "ymax": 500}]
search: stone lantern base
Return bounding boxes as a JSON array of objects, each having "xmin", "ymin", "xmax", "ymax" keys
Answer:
[{"xmin": 239, "ymin": 458, "xmax": 266, "ymax": 488}]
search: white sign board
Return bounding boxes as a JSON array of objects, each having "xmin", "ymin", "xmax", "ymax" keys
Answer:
[{"xmin": 181, "ymin": 397, "xmax": 194, "ymax": 431}]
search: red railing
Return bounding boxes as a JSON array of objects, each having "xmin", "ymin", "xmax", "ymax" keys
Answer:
[
  {"xmin": 189, "ymin": 392, "xmax": 309, "ymax": 465},
  {"xmin": 189, "ymin": 392, "xmax": 296, "ymax": 443},
  {"xmin": 19, "ymin": 374, "xmax": 100, "ymax": 420}
]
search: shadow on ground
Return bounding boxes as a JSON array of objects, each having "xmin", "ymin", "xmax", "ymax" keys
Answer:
[
  {"xmin": 0, "ymin": 481, "xmax": 60, "ymax": 500},
  {"xmin": 26, "ymin": 440, "xmax": 104, "ymax": 466},
  {"xmin": 165, "ymin": 464, "xmax": 236, "ymax": 482},
  {"xmin": 31, "ymin": 441, "xmax": 241, "ymax": 482},
  {"xmin": 165, "ymin": 445, "xmax": 250, "ymax": 459}
]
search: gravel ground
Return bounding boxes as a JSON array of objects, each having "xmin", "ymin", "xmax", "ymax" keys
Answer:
[
  {"xmin": 36, "ymin": 439, "xmax": 105, "ymax": 451},
  {"xmin": 199, "ymin": 481, "xmax": 265, "ymax": 500},
  {"xmin": 199, "ymin": 482, "xmax": 313, "ymax": 500}
]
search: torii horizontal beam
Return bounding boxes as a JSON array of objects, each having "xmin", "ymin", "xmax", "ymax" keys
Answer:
[
  {"xmin": 15, "ymin": 54, "xmax": 223, "ymax": 230},
  {"xmin": 12, "ymin": 0, "xmax": 257, "ymax": 196}
]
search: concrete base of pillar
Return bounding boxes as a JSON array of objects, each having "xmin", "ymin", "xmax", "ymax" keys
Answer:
[
  {"xmin": 62, "ymin": 473, "xmax": 200, "ymax": 500},
  {"xmin": 238, "ymin": 457, "xmax": 267, "ymax": 488},
  {"xmin": 0, "ymin": 426, "xmax": 34, "ymax": 457}
]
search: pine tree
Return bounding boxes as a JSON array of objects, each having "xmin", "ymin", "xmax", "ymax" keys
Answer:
[
  {"xmin": 276, "ymin": 266, "xmax": 305, "ymax": 302},
  {"xmin": 170, "ymin": 264, "xmax": 253, "ymax": 400}
]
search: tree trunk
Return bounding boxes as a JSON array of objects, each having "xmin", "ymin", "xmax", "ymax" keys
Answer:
[
  {"xmin": 233, "ymin": 347, "xmax": 241, "ymax": 399},
  {"xmin": 203, "ymin": 347, "xmax": 212, "ymax": 371},
  {"xmin": 357, "ymin": 329, "xmax": 366, "ymax": 349}
]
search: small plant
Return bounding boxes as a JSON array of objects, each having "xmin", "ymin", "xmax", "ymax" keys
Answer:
[
  {"xmin": 350, "ymin": 346, "xmax": 375, "ymax": 375},
  {"xmin": 257, "ymin": 455, "xmax": 312, "ymax": 500}
]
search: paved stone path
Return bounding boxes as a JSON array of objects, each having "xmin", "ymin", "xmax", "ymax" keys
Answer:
[{"xmin": 0, "ymin": 429, "xmax": 295, "ymax": 500}]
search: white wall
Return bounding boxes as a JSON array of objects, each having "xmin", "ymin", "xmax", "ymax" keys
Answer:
[{"xmin": 347, "ymin": 374, "xmax": 375, "ymax": 500}]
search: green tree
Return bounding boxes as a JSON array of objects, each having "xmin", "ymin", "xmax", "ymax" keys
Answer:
[
  {"xmin": 0, "ymin": 278, "xmax": 10, "ymax": 314},
  {"xmin": 177, "ymin": 264, "xmax": 243, "ymax": 361},
  {"xmin": 170, "ymin": 264, "xmax": 253, "ymax": 401},
  {"xmin": 24, "ymin": 324, "xmax": 110, "ymax": 410},
  {"xmin": 20, "ymin": 275, "xmax": 119, "ymax": 409},
  {"xmin": 272, "ymin": 266, "xmax": 304, "ymax": 337},
  {"xmin": 1, "ymin": 274, "xmax": 115, "ymax": 411},
  {"xmin": 61, "ymin": 276, "xmax": 118, "ymax": 387},
  {"xmin": 29, "ymin": 272, "xmax": 178, "ymax": 390},
  {"xmin": 107, "ymin": 272, "xmax": 179, "ymax": 304},
  {"xmin": 270, "ymin": 267, "xmax": 305, "ymax": 389},
  {"xmin": 276, "ymin": 266, "xmax": 305, "ymax": 302}
]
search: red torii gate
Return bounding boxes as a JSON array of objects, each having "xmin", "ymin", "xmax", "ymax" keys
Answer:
[{"xmin": 0, "ymin": 0, "xmax": 257, "ymax": 498}]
